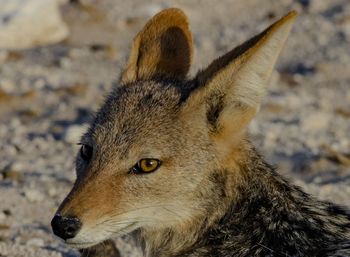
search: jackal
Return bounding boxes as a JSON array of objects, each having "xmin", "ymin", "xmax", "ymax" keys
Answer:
[{"xmin": 51, "ymin": 8, "xmax": 350, "ymax": 257}]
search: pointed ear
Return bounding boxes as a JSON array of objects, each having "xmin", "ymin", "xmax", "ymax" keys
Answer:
[
  {"xmin": 120, "ymin": 8, "xmax": 193, "ymax": 84},
  {"xmin": 185, "ymin": 11, "xmax": 297, "ymax": 146}
]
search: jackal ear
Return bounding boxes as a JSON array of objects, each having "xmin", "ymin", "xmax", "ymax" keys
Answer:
[
  {"xmin": 185, "ymin": 12, "xmax": 296, "ymax": 145},
  {"xmin": 120, "ymin": 8, "xmax": 193, "ymax": 84}
]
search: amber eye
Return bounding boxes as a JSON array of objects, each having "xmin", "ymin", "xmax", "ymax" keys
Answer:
[
  {"xmin": 130, "ymin": 158, "xmax": 161, "ymax": 174},
  {"xmin": 80, "ymin": 144, "xmax": 93, "ymax": 161}
]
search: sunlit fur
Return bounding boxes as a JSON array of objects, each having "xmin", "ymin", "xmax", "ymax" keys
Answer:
[{"xmin": 53, "ymin": 8, "xmax": 350, "ymax": 257}]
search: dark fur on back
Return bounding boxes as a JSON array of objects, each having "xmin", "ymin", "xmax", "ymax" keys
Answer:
[{"xmin": 178, "ymin": 146, "xmax": 350, "ymax": 257}]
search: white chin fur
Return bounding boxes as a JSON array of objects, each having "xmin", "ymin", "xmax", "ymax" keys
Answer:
[
  {"xmin": 65, "ymin": 222, "xmax": 138, "ymax": 249},
  {"xmin": 65, "ymin": 241, "xmax": 100, "ymax": 249}
]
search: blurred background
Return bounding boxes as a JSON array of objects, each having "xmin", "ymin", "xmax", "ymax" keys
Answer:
[{"xmin": 0, "ymin": 0, "xmax": 349, "ymax": 256}]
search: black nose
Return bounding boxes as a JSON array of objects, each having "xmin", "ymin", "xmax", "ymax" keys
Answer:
[{"xmin": 51, "ymin": 214, "xmax": 82, "ymax": 240}]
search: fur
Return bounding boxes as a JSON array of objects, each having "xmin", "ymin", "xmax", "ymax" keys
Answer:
[{"xmin": 52, "ymin": 8, "xmax": 350, "ymax": 257}]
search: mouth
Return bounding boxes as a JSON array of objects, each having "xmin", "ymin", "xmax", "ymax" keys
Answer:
[
  {"xmin": 65, "ymin": 221, "xmax": 138, "ymax": 249},
  {"xmin": 65, "ymin": 241, "xmax": 100, "ymax": 249}
]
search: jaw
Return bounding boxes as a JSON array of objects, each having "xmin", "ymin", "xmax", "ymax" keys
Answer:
[
  {"xmin": 63, "ymin": 203, "xmax": 190, "ymax": 250},
  {"xmin": 65, "ymin": 221, "xmax": 139, "ymax": 249},
  {"xmin": 65, "ymin": 232, "xmax": 111, "ymax": 249},
  {"xmin": 66, "ymin": 240, "xmax": 100, "ymax": 249}
]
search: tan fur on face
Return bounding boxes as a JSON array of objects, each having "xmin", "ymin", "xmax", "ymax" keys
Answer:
[
  {"xmin": 59, "ymin": 165, "xmax": 126, "ymax": 227},
  {"xmin": 54, "ymin": 9, "xmax": 297, "ymax": 255}
]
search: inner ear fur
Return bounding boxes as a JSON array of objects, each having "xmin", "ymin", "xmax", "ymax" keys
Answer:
[
  {"xmin": 184, "ymin": 11, "xmax": 297, "ymax": 144},
  {"xmin": 121, "ymin": 8, "xmax": 193, "ymax": 84}
]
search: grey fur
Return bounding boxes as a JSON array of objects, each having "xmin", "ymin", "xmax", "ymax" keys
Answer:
[{"xmin": 54, "ymin": 9, "xmax": 350, "ymax": 257}]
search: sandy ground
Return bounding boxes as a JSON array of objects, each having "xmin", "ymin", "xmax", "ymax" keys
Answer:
[{"xmin": 0, "ymin": 0, "xmax": 349, "ymax": 256}]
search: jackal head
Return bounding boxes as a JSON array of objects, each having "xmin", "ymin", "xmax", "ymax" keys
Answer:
[{"xmin": 51, "ymin": 8, "xmax": 296, "ymax": 248}]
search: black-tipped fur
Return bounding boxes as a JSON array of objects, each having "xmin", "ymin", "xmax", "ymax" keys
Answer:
[{"xmin": 180, "ymin": 147, "xmax": 350, "ymax": 257}]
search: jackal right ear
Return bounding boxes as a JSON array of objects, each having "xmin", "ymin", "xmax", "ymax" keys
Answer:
[
  {"xmin": 183, "ymin": 11, "xmax": 297, "ymax": 149},
  {"xmin": 120, "ymin": 8, "xmax": 193, "ymax": 84}
]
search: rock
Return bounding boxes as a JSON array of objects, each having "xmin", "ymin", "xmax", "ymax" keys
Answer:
[
  {"xmin": 0, "ymin": 0, "xmax": 69, "ymax": 49},
  {"xmin": 48, "ymin": 187, "xmax": 57, "ymax": 197},
  {"xmin": 2, "ymin": 210, "xmax": 11, "ymax": 217},
  {"xmin": 0, "ymin": 213, "xmax": 6, "ymax": 222},
  {"xmin": 24, "ymin": 189, "xmax": 44, "ymax": 203},
  {"xmin": 26, "ymin": 238, "xmax": 45, "ymax": 247},
  {"xmin": 63, "ymin": 124, "xmax": 87, "ymax": 143},
  {"xmin": 0, "ymin": 78, "xmax": 16, "ymax": 94},
  {"xmin": 0, "ymin": 51, "xmax": 9, "ymax": 65},
  {"xmin": 0, "ymin": 224, "xmax": 10, "ymax": 230},
  {"xmin": 340, "ymin": 16, "xmax": 350, "ymax": 41},
  {"xmin": 1, "ymin": 167, "xmax": 22, "ymax": 182},
  {"xmin": 135, "ymin": 3, "xmax": 166, "ymax": 18},
  {"xmin": 307, "ymin": 0, "xmax": 330, "ymax": 13},
  {"xmin": 59, "ymin": 57, "xmax": 72, "ymax": 69},
  {"xmin": 0, "ymin": 242, "xmax": 64, "ymax": 257},
  {"xmin": 301, "ymin": 111, "xmax": 331, "ymax": 132}
]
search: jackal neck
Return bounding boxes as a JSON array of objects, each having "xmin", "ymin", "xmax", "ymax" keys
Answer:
[{"xmin": 137, "ymin": 141, "xmax": 350, "ymax": 257}]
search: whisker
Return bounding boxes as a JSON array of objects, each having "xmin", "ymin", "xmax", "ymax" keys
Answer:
[
  {"xmin": 95, "ymin": 218, "xmax": 144, "ymax": 228},
  {"xmin": 94, "ymin": 204, "xmax": 182, "ymax": 225},
  {"xmin": 95, "ymin": 204, "xmax": 165, "ymax": 223},
  {"xmin": 161, "ymin": 206, "xmax": 183, "ymax": 220}
]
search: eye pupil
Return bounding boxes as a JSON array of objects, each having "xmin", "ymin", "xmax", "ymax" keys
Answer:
[
  {"xmin": 145, "ymin": 160, "xmax": 154, "ymax": 167},
  {"xmin": 80, "ymin": 144, "xmax": 92, "ymax": 161}
]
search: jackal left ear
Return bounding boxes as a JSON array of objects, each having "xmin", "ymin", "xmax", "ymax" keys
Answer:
[
  {"xmin": 120, "ymin": 8, "xmax": 193, "ymax": 84},
  {"xmin": 185, "ymin": 11, "xmax": 296, "ymax": 145}
]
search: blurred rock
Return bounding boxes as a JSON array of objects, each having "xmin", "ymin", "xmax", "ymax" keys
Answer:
[
  {"xmin": 63, "ymin": 124, "xmax": 87, "ymax": 143},
  {"xmin": 26, "ymin": 238, "xmax": 45, "ymax": 247},
  {"xmin": 0, "ymin": 224, "xmax": 10, "ymax": 230},
  {"xmin": 0, "ymin": 51, "xmax": 8, "ymax": 65},
  {"xmin": 301, "ymin": 112, "xmax": 331, "ymax": 132},
  {"xmin": 24, "ymin": 189, "xmax": 44, "ymax": 203},
  {"xmin": 2, "ymin": 210, "xmax": 11, "ymax": 217},
  {"xmin": 0, "ymin": 78, "xmax": 16, "ymax": 94},
  {"xmin": 0, "ymin": 242, "xmax": 63, "ymax": 257},
  {"xmin": 131, "ymin": 3, "xmax": 165, "ymax": 19},
  {"xmin": 55, "ymin": 83, "xmax": 88, "ymax": 96},
  {"xmin": 0, "ymin": 213, "xmax": 6, "ymax": 222},
  {"xmin": 48, "ymin": 187, "xmax": 57, "ymax": 197},
  {"xmin": 0, "ymin": 0, "xmax": 68, "ymax": 49},
  {"xmin": 307, "ymin": 0, "xmax": 331, "ymax": 13},
  {"xmin": 1, "ymin": 166, "xmax": 22, "ymax": 182}
]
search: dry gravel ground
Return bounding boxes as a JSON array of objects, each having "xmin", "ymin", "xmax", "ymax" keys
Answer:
[{"xmin": 0, "ymin": 0, "xmax": 350, "ymax": 256}]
